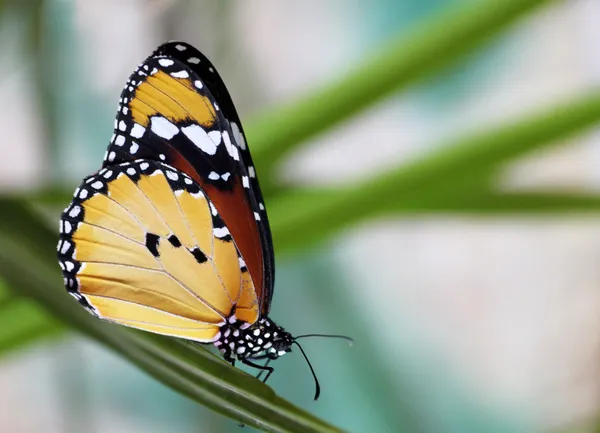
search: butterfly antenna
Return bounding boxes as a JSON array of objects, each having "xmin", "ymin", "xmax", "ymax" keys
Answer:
[
  {"xmin": 294, "ymin": 334, "xmax": 354, "ymax": 346},
  {"xmin": 293, "ymin": 341, "xmax": 321, "ymax": 400}
]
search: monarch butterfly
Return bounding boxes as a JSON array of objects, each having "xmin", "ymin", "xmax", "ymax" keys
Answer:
[{"xmin": 57, "ymin": 41, "xmax": 350, "ymax": 399}]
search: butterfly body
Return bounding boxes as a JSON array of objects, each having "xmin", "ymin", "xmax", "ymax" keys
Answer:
[{"xmin": 216, "ymin": 317, "xmax": 293, "ymax": 363}]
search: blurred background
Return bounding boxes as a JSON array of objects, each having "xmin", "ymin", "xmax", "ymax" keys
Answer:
[{"xmin": 1, "ymin": 0, "xmax": 600, "ymax": 432}]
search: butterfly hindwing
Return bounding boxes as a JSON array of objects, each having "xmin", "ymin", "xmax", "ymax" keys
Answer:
[
  {"xmin": 103, "ymin": 42, "xmax": 274, "ymax": 314},
  {"xmin": 57, "ymin": 160, "xmax": 260, "ymax": 341}
]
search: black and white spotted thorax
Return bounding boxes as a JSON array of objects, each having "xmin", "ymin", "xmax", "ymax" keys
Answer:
[{"xmin": 214, "ymin": 316, "xmax": 293, "ymax": 362}]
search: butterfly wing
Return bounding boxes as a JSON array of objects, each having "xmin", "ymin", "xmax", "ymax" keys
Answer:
[
  {"xmin": 103, "ymin": 41, "xmax": 274, "ymax": 314},
  {"xmin": 57, "ymin": 160, "xmax": 259, "ymax": 341}
]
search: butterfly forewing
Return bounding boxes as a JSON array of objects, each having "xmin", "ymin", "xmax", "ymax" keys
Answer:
[
  {"xmin": 154, "ymin": 42, "xmax": 275, "ymax": 311},
  {"xmin": 103, "ymin": 42, "xmax": 274, "ymax": 314}
]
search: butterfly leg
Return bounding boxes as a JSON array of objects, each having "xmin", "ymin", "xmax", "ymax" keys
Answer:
[
  {"xmin": 255, "ymin": 358, "xmax": 273, "ymax": 382},
  {"xmin": 241, "ymin": 358, "xmax": 275, "ymax": 383}
]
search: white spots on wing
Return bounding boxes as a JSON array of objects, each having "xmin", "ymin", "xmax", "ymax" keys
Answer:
[
  {"xmin": 254, "ymin": 212, "xmax": 261, "ymax": 221},
  {"xmin": 126, "ymin": 167, "xmax": 136, "ymax": 176},
  {"xmin": 209, "ymin": 202, "xmax": 217, "ymax": 216},
  {"xmin": 238, "ymin": 257, "xmax": 246, "ymax": 268},
  {"xmin": 159, "ymin": 153, "xmax": 166, "ymax": 161},
  {"xmin": 131, "ymin": 123, "xmax": 145, "ymax": 138},
  {"xmin": 151, "ymin": 116, "xmax": 179, "ymax": 139},
  {"xmin": 242, "ymin": 176, "xmax": 249, "ymax": 188},
  {"xmin": 171, "ymin": 70, "xmax": 189, "ymax": 79},
  {"xmin": 213, "ymin": 227, "xmax": 230, "ymax": 238},
  {"xmin": 130, "ymin": 142, "xmax": 139, "ymax": 154},
  {"xmin": 214, "ymin": 103, "xmax": 219, "ymax": 111},
  {"xmin": 151, "ymin": 67, "xmax": 158, "ymax": 75},
  {"xmin": 60, "ymin": 240, "xmax": 71, "ymax": 255},
  {"xmin": 236, "ymin": 347, "xmax": 246, "ymax": 355},
  {"xmin": 158, "ymin": 58, "xmax": 174, "ymax": 67},
  {"xmin": 114, "ymin": 135, "xmax": 125, "ymax": 146},
  {"xmin": 248, "ymin": 166, "xmax": 255, "ymax": 178},
  {"xmin": 166, "ymin": 171, "xmax": 178, "ymax": 181},
  {"xmin": 140, "ymin": 162, "xmax": 149, "ymax": 171},
  {"xmin": 175, "ymin": 44, "xmax": 186, "ymax": 51},
  {"xmin": 208, "ymin": 130, "xmax": 222, "ymax": 145},
  {"xmin": 91, "ymin": 181, "xmax": 104, "ymax": 190},
  {"xmin": 259, "ymin": 203, "xmax": 265, "ymax": 211},
  {"xmin": 230, "ymin": 122, "xmax": 246, "ymax": 150},
  {"xmin": 128, "ymin": 86, "xmax": 133, "ymax": 92},
  {"xmin": 209, "ymin": 171, "xmax": 231, "ymax": 182},
  {"xmin": 79, "ymin": 189, "xmax": 88, "ymax": 199},
  {"xmin": 63, "ymin": 221, "xmax": 73, "ymax": 235},
  {"xmin": 108, "ymin": 151, "xmax": 116, "ymax": 162},
  {"xmin": 102, "ymin": 170, "xmax": 113, "ymax": 179},
  {"xmin": 194, "ymin": 80, "xmax": 203, "ymax": 89},
  {"xmin": 209, "ymin": 67, "xmax": 214, "ymax": 73},
  {"xmin": 122, "ymin": 107, "xmax": 128, "ymax": 115},
  {"xmin": 188, "ymin": 57, "xmax": 200, "ymax": 64},
  {"xmin": 253, "ymin": 329, "xmax": 260, "ymax": 337},
  {"xmin": 182, "ymin": 125, "xmax": 219, "ymax": 155},
  {"xmin": 118, "ymin": 120, "xmax": 127, "ymax": 131},
  {"xmin": 184, "ymin": 176, "xmax": 193, "ymax": 185},
  {"xmin": 64, "ymin": 261, "xmax": 75, "ymax": 272},
  {"xmin": 68, "ymin": 206, "xmax": 80, "ymax": 218},
  {"xmin": 223, "ymin": 131, "xmax": 239, "ymax": 161}
]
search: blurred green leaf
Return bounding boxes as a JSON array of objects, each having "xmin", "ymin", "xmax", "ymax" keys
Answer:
[
  {"xmin": 270, "ymin": 189, "xmax": 600, "ymax": 216},
  {"xmin": 247, "ymin": 0, "xmax": 558, "ymax": 190},
  {"xmin": 0, "ymin": 296, "xmax": 63, "ymax": 357},
  {"xmin": 0, "ymin": 200, "xmax": 344, "ymax": 432},
  {"xmin": 268, "ymin": 91, "xmax": 600, "ymax": 251},
  {"xmin": 0, "ymin": 277, "xmax": 64, "ymax": 357}
]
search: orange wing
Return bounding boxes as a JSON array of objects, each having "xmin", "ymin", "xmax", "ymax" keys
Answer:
[{"xmin": 57, "ymin": 159, "xmax": 259, "ymax": 342}]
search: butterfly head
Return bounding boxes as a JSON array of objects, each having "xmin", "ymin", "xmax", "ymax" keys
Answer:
[{"xmin": 268, "ymin": 327, "xmax": 294, "ymax": 358}]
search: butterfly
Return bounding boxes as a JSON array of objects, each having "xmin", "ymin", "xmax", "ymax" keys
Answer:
[{"xmin": 56, "ymin": 41, "xmax": 350, "ymax": 399}]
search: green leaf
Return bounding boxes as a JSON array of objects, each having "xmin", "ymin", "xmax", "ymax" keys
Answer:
[
  {"xmin": 0, "ymin": 200, "xmax": 344, "ymax": 432},
  {"xmin": 247, "ymin": 0, "xmax": 558, "ymax": 186},
  {"xmin": 0, "ymin": 295, "xmax": 63, "ymax": 357},
  {"xmin": 267, "ymin": 91, "xmax": 600, "ymax": 252}
]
